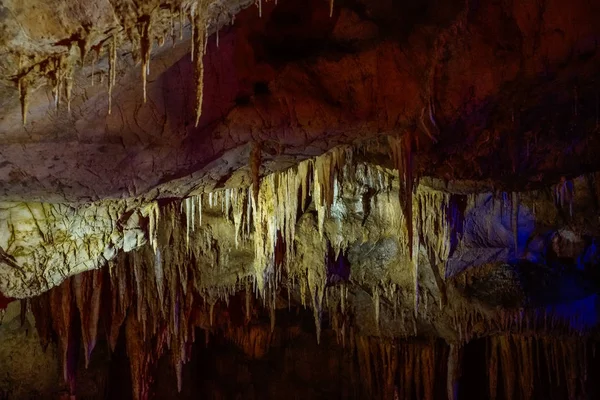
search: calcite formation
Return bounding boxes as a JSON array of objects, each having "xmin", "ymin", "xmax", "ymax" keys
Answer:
[
  {"xmin": 0, "ymin": 146, "xmax": 597, "ymax": 398},
  {"xmin": 1, "ymin": 0, "xmax": 247, "ymax": 126},
  {"xmin": 2, "ymin": 0, "xmax": 600, "ymax": 398}
]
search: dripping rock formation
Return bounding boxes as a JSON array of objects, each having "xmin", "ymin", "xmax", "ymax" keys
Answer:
[{"xmin": 2, "ymin": 0, "xmax": 600, "ymax": 398}]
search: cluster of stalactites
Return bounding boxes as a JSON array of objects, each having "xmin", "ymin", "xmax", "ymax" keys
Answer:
[
  {"xmin": 16, "ymin": 52, "xmax": 75, "ymax": 125},
  {"xmin": 31, "ymin": 233, "xmax": 259, "ymax": 400},
  {"xmin": 178, "ymin": 147, "xmax": 351, "ymax": 295},
  {"xmin": 449, "ymin": 301, "xmax": 597, "ymax": 345},
  {"xmin": 173, "ymin": 145, "xmax": 457, "ymax": 339},
  {"xmin": 355, "ymin": 336, "xmax": 443, "ymax": 400},
  {"xmin": 176, "ymin": 147, "xmax": 365, "ymax": 342},
  {"xmin": 387, "ymin": 133, "xmax": 460, "ymax": 314},
  {"xmin": 354, "ymin": 335, "xmax": 590, "ymax": 400},
  {"xmin": 388, "ymin": 134, "xmax": 421, "ymax": 313},
  {"xmin": 14, "ymin": 0, "xmax": 236, "ymax": 126},
  {"xmin": 29, "ymin": 269, "xmax": 104, "ymax": 396},
  {"xmin": 487, "ymin": 335, "xmax": 587, "ymax": 400}
]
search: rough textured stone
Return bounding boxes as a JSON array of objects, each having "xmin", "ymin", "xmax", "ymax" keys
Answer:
[{"xmin": 2, "ymin": 0, "xmax": 600, "ymax": 397}]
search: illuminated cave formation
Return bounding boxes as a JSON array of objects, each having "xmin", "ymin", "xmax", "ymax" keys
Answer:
[{"xmin": 2, "ymin": 0, "xmax": 600, "ymax": 399}]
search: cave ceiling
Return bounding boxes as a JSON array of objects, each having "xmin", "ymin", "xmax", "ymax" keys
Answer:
[{"xmin": 1, "ymin": 0, "xmax": 599, "ymax": 203}]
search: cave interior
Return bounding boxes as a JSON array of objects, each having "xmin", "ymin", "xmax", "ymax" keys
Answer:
[{"xmin": 2, "ymin": 0, "xmax": 600, "ymax": 399}]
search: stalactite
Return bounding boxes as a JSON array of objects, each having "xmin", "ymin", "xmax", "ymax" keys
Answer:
[
  {"xmin": 73, "ymin": 269, "xmax": 103, "ymax": 368},
  {"xmin": 190, "ymin": 8, "xmax": 196, "ymax": 61},
  {"xmin": 139, "ymin": 16, "xmax": 152, "ymax": 103},
  {"xmin": 31, "ymin": 293, "xmax": 53, "ymax": 351},
  {"xmin": 49, "ymin": 279, "xmax": 76, "ymax": 394},
  {"xmin": 108, "ymin": 35, "xmax": 117, "ymax": 115},
  {"xmin": 312, "ymin": 146, "xmax": 348, "ymax": 237},
  {"xmin": 18, "ymin": 75, "xmax": 29, "ymax": 126},
  {"xmin": 269, "ymin": 292, "xmax": 276, "ymax": 333},
  {"xmin": 65, "ymin": 64, "xmax": 74, "ymax": 114},
  {"xmin": 16, "ymin": 55, "xmax": 29, "ymax": 126},
  {"xmin": 109, "ymin": 258, "xmax": 129, "ymax": 351},
  {"xmin": 250, "ymin": 142, "xmax": 262, "ymax": 205},
  {"xmin": 373, "ymin": 286, "xmax": 380, "ymax": 330},
  {"xmin": 447, "ymin": 344, "xmax": 462, "ymax": 400},
  {"xmin": 126, "ymin": 312, "xmax": 164, "ymax": 400},
  {"xmin": 501, "ymin": 336, "xmax": 515, "ymax": 400},
  {"xmin": 154, "ymin": 247, "xmax": 164, "ymax": 306},
  {"xmin": 147, "ymin": 202, "xmax": 160, "ymax": 253},
  {"xmin": 340, "ymin": 284, "xmax": 346, "ymax": 314},
  {"xmin": 518, "ymin": 337, "xmax": 534, "ymax": 400},
  {"xmin": 554, "ymin": 177, "xmax": 574, "ymax": 217},
  {"xmin": 488, "ymin": 337, "xmax": 499, "ymax": 400},
  {"xmin": 179, "ymin": 5, "xmax": 185, "ymax": 41},
  {"xmin": 388, "ymin": 135, "xmax": 417, "ymax": 310},
  {"xmin": 193, "ymin": 0, "xmax": 210, "ymax": 127},
  {"xmin": 512, "ymin": 192, "xmax": 519, "ymax": 256},
  {"xmin": 91, "ymin": 46, "xmax": 100, "ymax": 86},
  {"xmin": 48, "ymin": 54, "xmax": 66, "ymax": 110},
  {"xmin": 309, "ymin": 274, "xmax": 325, "ymax": 344}
]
